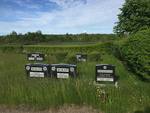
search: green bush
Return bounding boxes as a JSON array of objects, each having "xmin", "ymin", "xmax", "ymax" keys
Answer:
[{"xmin": 112, "ymin": 29, "xmax": 150, "ymax": 78}]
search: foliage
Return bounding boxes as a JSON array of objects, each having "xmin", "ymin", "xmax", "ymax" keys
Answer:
[
  {"xmin": 44, "ymin": 33, "xmax": 116, "ymax": 43},
  {"xmin": 110, "ymin": 29, "xmax": 150, "ymax": 79},
  {"xmin": 0, "ymin": 31, "xmax": 45, "ymax": 45},
  {"xmin": 0, "ymin": 31, "xmax": 117, "ymax": 45},
  {"xmin": 114, "ymin": 0, "xmax": 150, "ymax": 35}
]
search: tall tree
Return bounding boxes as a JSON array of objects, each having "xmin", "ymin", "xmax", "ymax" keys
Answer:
[{"xmin": 114, "ymin": 0, "xmax": 150, "ymax": 35}]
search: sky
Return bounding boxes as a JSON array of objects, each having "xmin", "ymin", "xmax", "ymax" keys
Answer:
[{"xmin": 0, "ymin": 0, "xmax": 125, "ymax": 35}]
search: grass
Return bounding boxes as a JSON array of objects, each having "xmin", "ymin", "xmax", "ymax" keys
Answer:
[
  {"xmin": 0, "ymin": 43, "xmax": 103, "ymax": 54},
  {"xmin": 35, "ymin": 41, "xmax": 98, "ymax": 46},
  {"xmin": 0, "ymin": 52, "xmax": 149, "ymax": 113}
]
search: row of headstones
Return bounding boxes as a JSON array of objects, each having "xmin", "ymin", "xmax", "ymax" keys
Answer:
[
  {"xmin": 26, "ymin": 53, "xmax": 116, "ymax": 83},
  {"xmin": 27, "ymin": 52, "xmax": 87, "ymax": 62}
]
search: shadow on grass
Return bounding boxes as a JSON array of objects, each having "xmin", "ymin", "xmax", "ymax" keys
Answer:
[
  {"xmin": 134, "ymin": 106, "xmax": 150, "ymax": 113},
  {"xmin": 115, "ymin": 75, "xmax": 119, "ymax": 82}
]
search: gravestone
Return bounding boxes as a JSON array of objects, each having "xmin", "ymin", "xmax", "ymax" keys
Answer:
[
  {"xmin": 96, "ymin": 64, "xmax": 115, "ymax": 83},
  {"xmin": 51, "ymin": 64, "xmax": 77, "ymax": 79},
  {"xmin": 76, "ymin": 53, "xmax": 87, "ymax": 62},
  {"xmin": 25, "ymin": 63, "xmax": 50, "ymax": 77},
  {"xmin": 27, "ymin": 52, "xmax": 44, "ymax": 61}
]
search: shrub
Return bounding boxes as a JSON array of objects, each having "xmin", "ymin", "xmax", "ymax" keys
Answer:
[{"xmin": 112, "ymin": 29, "xmax": 150, "ymax": 79}]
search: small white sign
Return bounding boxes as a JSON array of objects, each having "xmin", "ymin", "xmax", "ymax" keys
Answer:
[
  {"xmin": 76, "ymin": 55, "xmax": 81, "ymax": 58},
  {"xmin": 28, "ymin": 57, "xmax": 35, "ymax": 60},
  {"xmin": 57, "ymin": 68, "xmax": 69, "ymax": 72},
  {"xmin": 97, "ymin": 70, "xmax": 113, "ymax": 73},
  {"xmin": 80, "ymin": 59, "xmax": 86, "ymax": 62},
  {"xmin": 30, "ymin": 72, "xmax": 44, "ymax": 77},
  {"xmin": 32, "ymin": 54, "xmax": 39, "ymax": 57},
  {"xmin": 36, "ymin": 57, "xmax": 43, "ymax": 61},
  {"xmin": 97, "ymin": 77, "xmax": 114, "ymax": 82},
  {"xmin": 57, "ymin": 73, "xmax": 69, "ymax": 78},
  {"xmin": 31, "ymin": 67, "xmax": 43, "ymax": 71}
]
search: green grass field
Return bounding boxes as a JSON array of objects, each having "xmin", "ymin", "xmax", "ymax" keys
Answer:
[{"xmin": 0, "ymin": 51, "xmax": 149, "ymax": 113}]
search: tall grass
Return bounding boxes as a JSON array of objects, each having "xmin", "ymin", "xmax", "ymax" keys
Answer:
[
  {"xmin": 0, "ymin": 52, "xmax": 98, "ymax": 109},
  {"xmin": 0, "ymin": 52, "xmax": 149, "ymax": 113}
]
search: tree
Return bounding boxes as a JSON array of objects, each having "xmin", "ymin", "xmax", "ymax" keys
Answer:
[
  {"xmin": 36, "ymin": 30, "xmax": 42, "ymax": 35},
  {"xmin": 10, "ymin": 31, "xmax": 17, "ymax": 36},
  {"xmin": 114, "ymin": 0, "xmax": 150, "ymax": 35}
]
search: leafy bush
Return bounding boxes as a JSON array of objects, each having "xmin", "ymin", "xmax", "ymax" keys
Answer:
[{"xmin": 112, "ymin": 29, "xmax": 150, "ymax": 79}]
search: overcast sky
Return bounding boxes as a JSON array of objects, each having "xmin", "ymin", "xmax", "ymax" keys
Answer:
[{"xmin": 0, "ymin": 0, "xmax": 125, "ymax": 35}]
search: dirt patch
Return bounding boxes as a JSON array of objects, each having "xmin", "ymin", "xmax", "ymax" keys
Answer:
[{"xmin": 0, "ymin": 105, "xmax": 102, "ymax": 113}]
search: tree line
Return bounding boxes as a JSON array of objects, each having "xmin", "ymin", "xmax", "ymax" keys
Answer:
[{"xmin": 0, "ymin": 31, "xmax": 116, "ymax": 45}]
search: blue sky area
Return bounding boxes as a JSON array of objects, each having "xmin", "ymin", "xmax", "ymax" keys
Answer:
[{"xmin": 0, "ymin": 0, "xmax": 125, "ymax": 35}]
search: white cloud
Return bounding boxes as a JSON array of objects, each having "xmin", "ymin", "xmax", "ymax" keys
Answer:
[
  {"xmin": 49, "ymin": 0, "xmax": 86, "ymax": 9},
  {"xmin": 0, "ymin": 0, "xmax": 125, "ymax": 34}
]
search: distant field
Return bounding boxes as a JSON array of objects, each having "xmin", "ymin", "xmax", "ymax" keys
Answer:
[
  {"xmin": 0, "ymin": 51, "xmax": 149, "ymax": 113},
  {"xmin": 24, "ymin": 42, "xmax": 99, "ymax": 47},
  {"xmin": 36, "ymin": 41, "xmax": 98, "ymax": 46},
  {"xmin": 0, "ymin": 41, "xmax": 98, "ymax": 46}
]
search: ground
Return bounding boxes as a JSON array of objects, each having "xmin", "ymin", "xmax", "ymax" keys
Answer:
[
  {"xmin": 0, "ymin": 105, "xmax": 100, "ymax": 113},
  {"xmin": 0, "ymin": 51, "xmax": 149, "ymax": 113}
]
